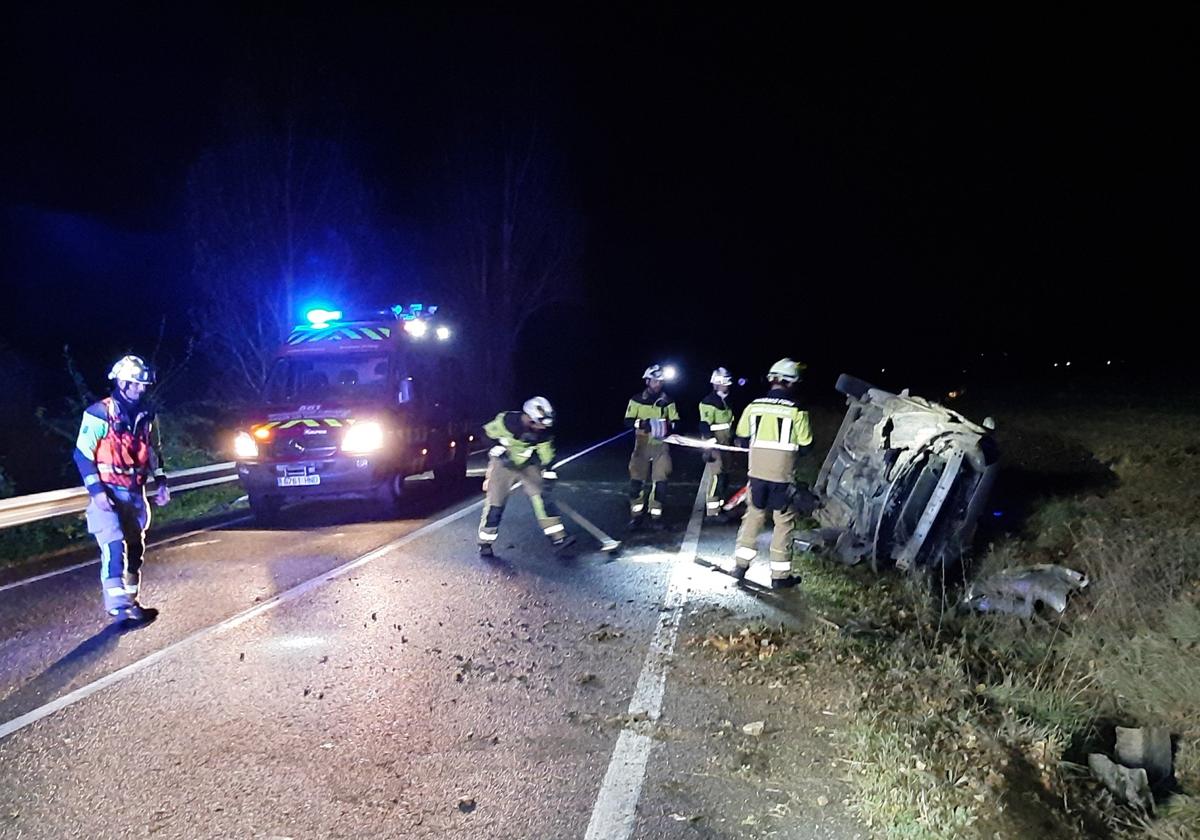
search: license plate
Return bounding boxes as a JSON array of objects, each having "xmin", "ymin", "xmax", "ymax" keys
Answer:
[{"xmin": 277, "ymin": 475, "xmax": 321, "ymax": 487}]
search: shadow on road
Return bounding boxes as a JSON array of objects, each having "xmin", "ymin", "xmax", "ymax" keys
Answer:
[{"xmin": 0, "ymin": 617, "xmax": 153, "ymax": 722}]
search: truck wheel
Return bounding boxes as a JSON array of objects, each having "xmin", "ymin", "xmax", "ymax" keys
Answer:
[
  {"xmin": 249, "ymin": 494, "xmax": 281, "ymax": 525},
  {"xmin": 376, "ymin": 472, "xmax": 405, "ymax": 515}
]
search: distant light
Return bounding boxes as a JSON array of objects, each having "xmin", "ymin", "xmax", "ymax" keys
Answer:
[
  {"xmin": 435, "ymin": 325, "xmax": 452, "ymax": 341},
  {"xmin": 1053, "ymin": 363, "xmax": 1059, "ymax": 368},
  {"xmin": 1107, "ymin": 360, "xmax": 1112, "ymax": 366},
  {"xmin": 405, "ymin": 319, "xmax": 428, "ymax": 338},
  {"xmin": 306, "ymin": 308, "xmax": 342, "ymax": 328},
  {"xmin": 992, "ymin": 511, "xmax": 1003, "ymax": 518},
  {"xmin": 1065, "ymin": 361, "xmax": 1072, "ymax": 367},
  {"xmin": 737, "ymin": 377, "xmax": 747, "ymax": 387},
  {"xmin": 880, "ymin": 368, "xmax": 886, "ymax": 373},
  {"xmin": 662, "ymin": 364, "xmax": 678, "ymax": 381}
]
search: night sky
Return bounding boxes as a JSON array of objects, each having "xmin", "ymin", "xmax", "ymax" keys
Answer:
[{"xmin": 2, "ymin": 6, "xmax": 1194, "ymax": 413}]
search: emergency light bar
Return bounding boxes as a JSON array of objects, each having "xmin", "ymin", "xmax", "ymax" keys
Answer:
[{"xmin": 305, "ymin": 309, "xmax": 343, "ymax": 328}]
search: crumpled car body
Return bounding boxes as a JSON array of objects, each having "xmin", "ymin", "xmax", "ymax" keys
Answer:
[{"xmin": 799, "ymin": 374, "xmax": 999, "ymax": 572}]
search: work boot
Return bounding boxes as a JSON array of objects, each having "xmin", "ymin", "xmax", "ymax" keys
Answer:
[
  {"xmin": 729, "ymin": 564, "xmax": 749, "ymax": 581},
  {"xmin": 479, "ymin": 544, "xmax": 494, "ymax": 558},
  {"xmin": 109, "ymin": 602, "xmax": 155, "ymax": 623},
  {"xmin": 770, "ymin": 575, "xmax": 801, "ymax": 590}
]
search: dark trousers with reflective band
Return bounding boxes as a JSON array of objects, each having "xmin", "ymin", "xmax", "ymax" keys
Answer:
[
  {"xmin": 629, "ymin": 434, "xmax": 671, "ymax": 519},
  {"xmin": 478, "ymin": 458, "xmax": 565, "ymax": 545},
  {"xmin": 734, "ymin": 478, "xmax": 795, "ymax": 580},
  {"xmin": 702, "ymin": 430, "xmax": 733, "ymax": 515},
  {"xmin": 85, "ymin": 488, "xmax": 150, "ymax": 612}
]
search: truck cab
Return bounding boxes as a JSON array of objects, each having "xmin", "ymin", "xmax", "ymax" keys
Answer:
[{"xmin": 233, "ymin": 305, "xmax": 475, "ymax": 521}]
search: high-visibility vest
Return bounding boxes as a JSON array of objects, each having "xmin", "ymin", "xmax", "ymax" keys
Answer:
[{"xmin": 735, "ymin": 389, "xmax": 812, "ymax": 483}]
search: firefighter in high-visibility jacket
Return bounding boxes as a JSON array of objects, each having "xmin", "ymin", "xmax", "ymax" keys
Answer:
[
  {"xmin": 698, "ymin": 367, "xmax": 736, "ymax": 518},
  {"xmin": 731, "ymin": 359, "xmax": 812, "ymax": 589},
  {"xmin": 73, "ymin": 355, "xmax": 171, "ymax": 621},
  {"xmin": 477, "ymin": 397, "xmax": 574, "ymax": 557},
  {"xmin": 625, "ymin": 364, "xmax": 680, "ymax": 528}
]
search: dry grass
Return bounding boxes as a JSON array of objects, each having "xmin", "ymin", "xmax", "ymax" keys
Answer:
[{"xmin": 792, "ymin": 398, "xmax": 1200, "ymax": 838}]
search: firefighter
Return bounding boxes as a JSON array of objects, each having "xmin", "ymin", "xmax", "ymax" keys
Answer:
[
  {"xmin": 74, "ymin": 355, "xmax": 170, "ymax": 621},
  {"xmin": 477, "ymin": 396, "xmax": 575, "ymax": 557},
  {"xmin": 731, "ymin": 358, "xmax": 812, "ymax": 588},
  {"xmin": 698, "ymin": 367, "xmax": 736, "ymax": 518},
  {"xmin": 625, "ymin": 364, "xmax": 679, "ymax": 529}
]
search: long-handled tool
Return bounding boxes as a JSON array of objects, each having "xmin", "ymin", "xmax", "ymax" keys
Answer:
[{"xmin": 557, "ymin": 501, "xmax": 622, "ymax": 553}]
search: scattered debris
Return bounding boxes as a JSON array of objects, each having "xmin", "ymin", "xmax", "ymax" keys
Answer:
[
  {"xmin": 667, "ymin": 813, "xmax": 701, "ymax": 823},
  {"xmin": 589, "ymin": 624, "xmax": 625, "ymax": 642},
  {"xmin": 456, "ymin": 797, "xmax": 476, "ymax": 814},
  {"xmin": 962, "ymin": 564, "xmax": 1088, "ymax": 617},
  {"xmin": 1088, "ymin": 753, "xmax": 1155, "ymax": 814},
  {"xmin": 1115, "ymin": 726, "xmax": 1174, "ymax": 787},
  {"xmin": 576, "ymin": 672, "xmax": 597, "ymax": 685},
  {"xmin": 742, "ymin": 721, "xmax": 765, "ymax": 737}
]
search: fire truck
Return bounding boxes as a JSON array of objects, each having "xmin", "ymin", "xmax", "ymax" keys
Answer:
[{"xmin": 233, "ymin": 304, "xmax": 476, "ymax": 521}]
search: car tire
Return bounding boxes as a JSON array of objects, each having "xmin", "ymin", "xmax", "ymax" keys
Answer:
[{"xmin": 835, "ymin": 373, "xmax": 874, "ymax": 400}]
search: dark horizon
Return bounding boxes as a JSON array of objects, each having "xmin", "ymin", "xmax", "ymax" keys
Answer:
[{"xmin": 2, "ymin": 6, "xmax": 1194, "ymax": 408}]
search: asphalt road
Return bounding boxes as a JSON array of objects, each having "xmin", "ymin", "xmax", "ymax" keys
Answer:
[{"xmin": 0, "ymin": 437, "xmax": 865, "ymax": 840}]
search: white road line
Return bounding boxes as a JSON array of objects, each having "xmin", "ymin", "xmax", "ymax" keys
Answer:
[
  {"xmin": 585, "ymin": 464, "xmax": 708, "ymax": 840},
  {"xmin": 0, "ymin": 516, "xmax": 253, "ymax": 595},
  {"xmin": 0, "ymin": 501, "xmax": 482, "ymax": 741}
]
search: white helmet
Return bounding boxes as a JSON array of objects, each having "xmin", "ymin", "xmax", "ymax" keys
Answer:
[
  {"xmin": 767, "ymin": 358, "xmax": 805, "ymax": 384},
  {"xmin": 522, "ymin": 396, "xmax": 555, "ymax": 427},
  {"xmin": 108, "ymin": 355, "xmax": 156, "ymax": 385},
  {"xmin": 642, "ymin": 364, "xmax": 666, "ymax": 382},
  {"xmin": 710, "ymin": 367, "xmax": 732, "ymax": 388}
]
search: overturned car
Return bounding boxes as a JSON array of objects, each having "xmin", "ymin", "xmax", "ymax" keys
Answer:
[{"xmin": 797, "ymin": 374, "xmax": 999, "ymax": 573}]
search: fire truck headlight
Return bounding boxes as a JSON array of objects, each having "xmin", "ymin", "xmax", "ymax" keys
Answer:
[
  {"xmin": 234, "ymin": 431, "xmax": 259, "ymax": 459},
  {"xmin": 435, "ymin": 325, "xmax": 452, "ymax": 341},
  {"xmin": 342, "ymin": 421, "xmax": 385, "ymax": 454}
]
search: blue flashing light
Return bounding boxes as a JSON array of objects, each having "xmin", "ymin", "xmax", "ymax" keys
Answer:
[
  {"xmin": 306, "ymin": 308, "xmax": 342, "ymax": 328},
  {"xmin": 390, "ymin": 303, "xmax": 440, "ymax": 320}
]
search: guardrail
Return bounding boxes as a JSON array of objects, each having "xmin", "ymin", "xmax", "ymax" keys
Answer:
[{"xmin": 0, "ymin": 462, "xmax": 240, "ymax": 531}]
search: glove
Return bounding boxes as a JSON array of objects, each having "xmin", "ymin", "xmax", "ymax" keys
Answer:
[{"xmin": 153, "ymin": 484, "xmax": 171, "ymax": 507}]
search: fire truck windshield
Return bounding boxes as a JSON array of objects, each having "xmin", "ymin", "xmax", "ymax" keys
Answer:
[{"xmin": 265, "ymin": 353, "xmax": 390, "ymax": 403}]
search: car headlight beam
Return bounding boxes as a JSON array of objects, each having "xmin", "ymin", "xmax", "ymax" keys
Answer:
[
  {"xmin": 342, "ymin": 421, "xmax": 385, "ymax": 454},
  {"xmin": 234, "ymin": 430, "xmax": 259, "ymax": 459}
]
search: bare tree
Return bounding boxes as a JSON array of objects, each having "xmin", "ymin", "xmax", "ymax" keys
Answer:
[
  {"xmin": 186, "ymin": 118, "xmax": 379, "ymax": 398},
  {"xmin": 438, "ymin": 126, "xmax": 583, "ymax": 408}
]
